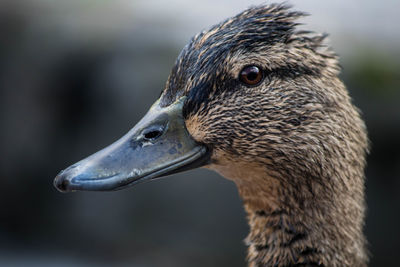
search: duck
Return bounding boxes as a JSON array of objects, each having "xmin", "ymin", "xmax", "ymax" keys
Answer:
[{"xmin": 54, "ymin": 4, "xmax": 369, "ymax": 267}]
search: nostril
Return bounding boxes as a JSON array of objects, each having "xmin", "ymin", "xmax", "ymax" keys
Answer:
[{"xmin": 143, "ymin": 129, "xmax": 163, "ymax": 141}]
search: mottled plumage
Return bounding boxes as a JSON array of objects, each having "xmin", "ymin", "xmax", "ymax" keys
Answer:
[
  {"xmin": 160, "ymin": 4, "xmax": 369, "ymax": 267},
  {"xmin": 54, "ymin": 3, "xmax": 369, "ymax": 267}
]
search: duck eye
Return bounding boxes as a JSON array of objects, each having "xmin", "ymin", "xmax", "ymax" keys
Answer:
[{"xmin": 239, "ymin": 66, "xmax": 263, "ymax": 86}]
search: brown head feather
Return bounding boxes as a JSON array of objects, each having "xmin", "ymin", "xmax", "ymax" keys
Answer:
[{"xmin": 161, "ymin": 3, "xmax": 368, "ymax": 266}]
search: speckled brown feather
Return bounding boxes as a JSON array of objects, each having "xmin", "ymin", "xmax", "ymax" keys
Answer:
[{"xmin": 160, "ymin": 4, "xmax": 369, "ymax": 267}]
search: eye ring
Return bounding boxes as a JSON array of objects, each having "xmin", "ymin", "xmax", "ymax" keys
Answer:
[{"xmin": 239, "ymin": 65, "xmax": 264, "ymax": 86}]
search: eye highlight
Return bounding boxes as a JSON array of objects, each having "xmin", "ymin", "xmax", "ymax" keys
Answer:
[{"xmin": 239, "ymin": 65, "xmax": 263, "ymax": 86}]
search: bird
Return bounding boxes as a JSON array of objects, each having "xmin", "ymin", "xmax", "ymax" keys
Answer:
[{"xmin": 54, "ymin": 4, "xmax": 369, "ymax": 267}]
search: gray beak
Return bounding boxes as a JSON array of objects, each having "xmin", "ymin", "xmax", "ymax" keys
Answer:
[{"xmin": 54, "ymin": 97, "xmax": 209, "ymax": 192}]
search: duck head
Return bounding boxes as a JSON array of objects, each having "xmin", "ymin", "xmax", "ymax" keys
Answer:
[
  {"xmin": 54, "ymin": 4, "xmax": 367, "ymax": 205},
  {"xmin": 54, "ymin": 5, "xmax": 369, "ymax": 266}
]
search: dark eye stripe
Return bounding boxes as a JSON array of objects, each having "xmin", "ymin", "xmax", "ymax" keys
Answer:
[
  {"xmin": 267, "ymin": 64, "xmax": 321, "ymax": 79},
  {"xmin": 183, "ymin": 81, "xmax": 212, "ymax": 119}
]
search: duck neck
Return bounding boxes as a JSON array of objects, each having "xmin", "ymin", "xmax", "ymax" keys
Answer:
[{"xmin": 211, "ymin": 162, "xmax": 367, "ymax": 267}]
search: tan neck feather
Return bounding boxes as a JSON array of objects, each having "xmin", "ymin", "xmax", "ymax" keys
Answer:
[{"xmin": 208, "ymin": 158, "xmax": 367, "ymax": 267}]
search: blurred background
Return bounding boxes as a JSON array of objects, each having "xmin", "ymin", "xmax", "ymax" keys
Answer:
[{"xmin": 0, "ymin": 0, "xmax": 399, "ymax": 266}]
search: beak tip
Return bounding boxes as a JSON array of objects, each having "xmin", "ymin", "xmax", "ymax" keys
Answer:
[{"xmin": 54, "ymin": 171, "xmax": 72, "ymax": 193}]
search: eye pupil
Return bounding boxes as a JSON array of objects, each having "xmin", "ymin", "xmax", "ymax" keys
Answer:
[
  {"xmin": 239, "ymin": 65, "xmax": 263, "ymax": 86},
  {"xmin": 247, "ymin": 72, "xmax": 258, "ymax": 81}
]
